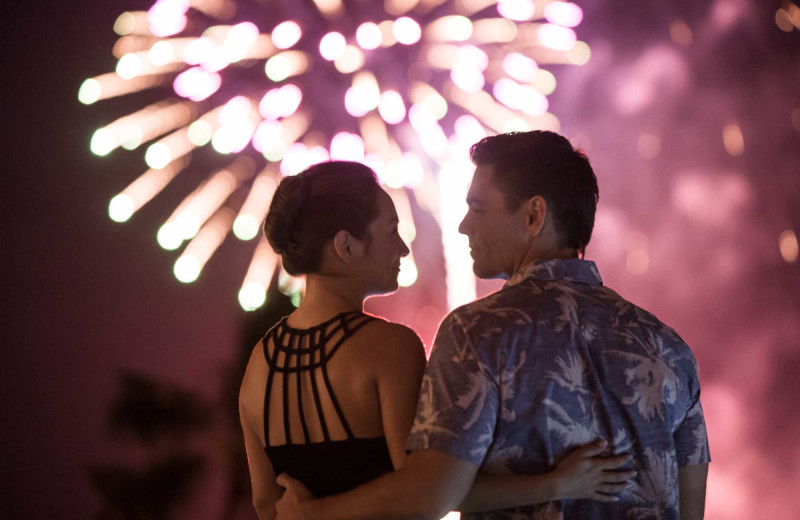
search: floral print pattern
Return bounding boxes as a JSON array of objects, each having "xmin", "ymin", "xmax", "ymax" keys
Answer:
[{"xmin": 406, "ymin": 259, "xmax": 710, "ymax": 520}]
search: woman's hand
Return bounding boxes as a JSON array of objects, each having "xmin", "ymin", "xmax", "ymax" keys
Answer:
[{"xmin": 550, "ymin": 439, "xmax": 636, "ymax": 502}]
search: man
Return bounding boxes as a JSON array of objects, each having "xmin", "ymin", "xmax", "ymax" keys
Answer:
[{"xmin": 276, "ymin": 131, "xmax": 710, "ymax": 520}]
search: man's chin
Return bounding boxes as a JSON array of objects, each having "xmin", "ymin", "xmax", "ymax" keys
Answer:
[
  {"xmin": 471, "ymin": 263, "xmax": 497, "ymax": 280},
  {"xmin": 471, "ymin": 261, "xmax": 511, "ymax": 280}
]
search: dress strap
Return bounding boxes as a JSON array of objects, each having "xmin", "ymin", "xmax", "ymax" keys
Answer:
[
  {"xmin": 263, "ymin": 312, "xmax": 377, "ymax": 445},
  {"xmin": 307, "ymin": 328, "xmax": 330, "ymax": 441},
  {"xmin": 262, "ymin": 325, "xmax": 284, "ymax": 447}
]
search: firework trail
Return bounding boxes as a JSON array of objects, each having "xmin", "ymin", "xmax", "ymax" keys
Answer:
[{"xmin": 80, "ymin": 0, "xmax": 589, "ymax": 311}]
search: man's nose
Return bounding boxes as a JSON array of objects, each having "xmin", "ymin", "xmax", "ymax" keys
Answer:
[{"xmin": 458, "ymin": 215, "xmax": 469, "ymax": 236}]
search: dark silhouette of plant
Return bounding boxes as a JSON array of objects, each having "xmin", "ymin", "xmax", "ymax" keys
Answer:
[
  {"xmin": 109, "ymin": 373, "xmax": 212, "ymax": 444},
  {"xmin": 90, "ymin": 273, "xmax": 296, "ymax": 520}
]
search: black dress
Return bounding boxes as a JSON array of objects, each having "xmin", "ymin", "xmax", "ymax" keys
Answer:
[{"xmin": 262, "ymin": 311, "xmax": 395, "ymax": 498}]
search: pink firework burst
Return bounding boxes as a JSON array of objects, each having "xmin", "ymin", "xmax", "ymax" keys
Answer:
[{"xmin": 80, "ymin": 0, "xmax": 589, "ymax": 311}]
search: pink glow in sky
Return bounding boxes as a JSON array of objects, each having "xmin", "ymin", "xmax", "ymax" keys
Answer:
[{"xmin": 29, "ymin": 2, "xmax": 799, "ymax": 520}]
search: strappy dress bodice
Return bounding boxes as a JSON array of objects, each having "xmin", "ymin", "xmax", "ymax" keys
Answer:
[{"xmin": 262, "ymin": 311, "xmax": 394, "ymax": 498}]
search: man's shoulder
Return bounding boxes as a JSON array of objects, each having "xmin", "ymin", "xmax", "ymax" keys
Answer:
[
  {"xmin": 441, "ymin": 285, "xmax": 543, "ymax": 338},
  {"xmin": 604, "ymin": 289, "xmax": 686, "ymax": 335},
  {"xmin": 598, "ymin": 286, "xmax": 696, "ymax": 361}
]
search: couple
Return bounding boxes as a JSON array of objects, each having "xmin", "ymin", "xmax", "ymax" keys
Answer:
[{"xmin": 239, "ymin": 131, "xmax": 710, "ymax": 520}]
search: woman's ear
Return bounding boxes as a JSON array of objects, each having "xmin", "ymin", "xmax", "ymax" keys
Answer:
[
  {"xmin": 332, "ymin": 230, "xmax": 353, "ymax": 262},
  {"xmin": 332, "ymin": 230, "xmax": 366, "ymax": 263}
]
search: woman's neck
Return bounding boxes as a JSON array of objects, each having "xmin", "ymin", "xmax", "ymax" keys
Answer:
[{"xmin": 288, "ymin": 275, "xmax": 364, "ymax": 328}]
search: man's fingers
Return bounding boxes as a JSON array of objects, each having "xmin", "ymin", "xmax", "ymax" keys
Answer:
[
  {"xmin": 277, "ymin": 473, "xmax": 299, "ymax": 489},
  {"xmin": 277, "ymin": 473, "xmax": 314, "ymax": 500},
  {"xmin": 578, "ymin": 439, "xmax": 608, "ymax": 457}
]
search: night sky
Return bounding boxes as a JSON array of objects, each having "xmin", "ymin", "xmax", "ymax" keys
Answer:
[{"xmin": 4, "ymin": 0, "xmax": 800, "ymax": 519}]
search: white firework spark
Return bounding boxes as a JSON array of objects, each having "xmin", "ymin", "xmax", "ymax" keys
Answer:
[{"xmin": 80, "ymin": 0, "xmax": 589, "ymax": 311}]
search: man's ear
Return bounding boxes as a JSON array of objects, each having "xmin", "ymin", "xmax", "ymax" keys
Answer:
[
  {"xmin": 524, "ymin": 196, "xmax": 548, "ymax": 237},
  {"xmin": 332, "ymin": 230, "xmax": 364, "ymax": 262}
]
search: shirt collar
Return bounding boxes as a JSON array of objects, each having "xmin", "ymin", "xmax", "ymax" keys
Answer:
[{"xmin": 504, "ymin": 258, "xmax": 603, "ymax": 287}]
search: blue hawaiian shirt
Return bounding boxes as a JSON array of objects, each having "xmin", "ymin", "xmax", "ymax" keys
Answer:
[{"xmin": 405, "ymin": 259, "xmax": 710, "ymax": 520}]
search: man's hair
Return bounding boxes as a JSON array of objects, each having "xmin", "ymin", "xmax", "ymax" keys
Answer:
[
  {"xmin": 469, "ymin": 131, "xmax": 599, "ymax": 256},
  {"xmin": 263, "ymin": 161, "xmax": 381, "ymax": 275}
]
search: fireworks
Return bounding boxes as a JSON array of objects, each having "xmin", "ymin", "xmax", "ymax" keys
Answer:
[{"xmin": 81, "ymin": 0, "xmax": 589, "ymax": 311}]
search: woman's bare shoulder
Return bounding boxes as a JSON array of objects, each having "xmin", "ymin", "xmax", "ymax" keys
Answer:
[
  {"xmin": 360, "ymin": 316, "xmax": 424, "ymax": 351},
  {"xmin": 353, "ymin": 317, "xmax": 426, "ymax": 377}
]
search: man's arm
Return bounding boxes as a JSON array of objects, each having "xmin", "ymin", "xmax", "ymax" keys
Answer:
[
  {"xmin": 276, "ymin": 449, "xmax": 479, "ymax": 520},
  {"xmin": 672, "ymin": 352, "xmax": 710, "ymax": 520},
  {"xmin": 678, "ymin": 463, "xmax": 708, "ymax": 520}
]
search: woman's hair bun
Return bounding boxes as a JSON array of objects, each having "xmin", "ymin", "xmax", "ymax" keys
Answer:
[
  {"xmin": 263, "ymin": 161, "xmax": 381, "ymax": 276},
  {"xmin": 264, "ymin": 174, "xmax": 308, "ymax": 256}
]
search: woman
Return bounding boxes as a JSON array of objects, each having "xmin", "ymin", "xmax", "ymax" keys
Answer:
[{"xmin": 239, "ymin": 161, "xmax": 632, "ymax": 520}]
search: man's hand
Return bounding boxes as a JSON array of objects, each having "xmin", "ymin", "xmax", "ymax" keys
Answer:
[
  {"xmin": 550, "ymin": 440, "xmax": 636, "ymax": 502},
  {"xmin": 275, "ymin": 473, "xmax": 314, "ymax": 520}
]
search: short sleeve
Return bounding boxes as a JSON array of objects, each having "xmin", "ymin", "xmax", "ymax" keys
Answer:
[
  {"xmin": 404, "ymin": 312, "xmax": 499, "ymax": 466},
  {"xmin": 673, "ymin": 387, "xmax": 711, "ymax": 466}
]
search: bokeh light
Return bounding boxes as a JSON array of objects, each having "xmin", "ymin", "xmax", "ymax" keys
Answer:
[
  {"xmin": 108, "ymin": 194, "xmax": 135, "ymax": 223},
  {"xmin": 723, "ymin": 123, "xmax": 745, "ymax": 156},
  {"xmin": 779, "ymin": 230, "xmax": 798, "ymax": 263},
  {"xmin": 82, "ymin": 0, "xmax": 587, "ymax": 311},
  {"xmin": 356, "ymin": 22, "xmax": 382, "ymax": 50},
  {"xmin": 392, "ymin": 17, "xmax": 422, "ymax": 45},
  {"xmin": 637, "ymin": 133, "xmax": 661, "ymax": 159},
  {"xmin": 670, "ymin": 20, "xmax": 693, "ymax": 46},
  {"xmin": 78, "ymin": 79, "xmax": 102, "ymax": 105},
  {"xmin": 497, "ymin": 0, "xmax": 535, "ymax": 21},
  {"xmin": 544, "ymin": 2, "xmax": 583, "ymax": 28},
  {"xmin": 272, "ymin": 20, "xmax": 302, "ymax": 49},
  {"xmin": 319, "ymin": 31, "xmax": 346, "ymax": 60}
]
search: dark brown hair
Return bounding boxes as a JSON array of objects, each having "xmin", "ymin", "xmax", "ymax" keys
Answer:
[{"xmin": 263, "ymin": 161, "xmax": 381, "ymax": 275}]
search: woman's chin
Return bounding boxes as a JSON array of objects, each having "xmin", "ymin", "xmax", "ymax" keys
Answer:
[{"xmin": 365, "ymin": 282, "xmax": 399, "ymax": 298}]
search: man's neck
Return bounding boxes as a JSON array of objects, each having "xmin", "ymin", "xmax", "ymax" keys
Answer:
[{"xmin": 511, "ymin": 247, "xmax": 579, "ymax": 280}]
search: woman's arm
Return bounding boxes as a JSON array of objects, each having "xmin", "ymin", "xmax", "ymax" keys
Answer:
[
  {"xmin": 459, "ymin": 440, "xmax": 635, "ymax": 513},
  {"xmin": 373, "ymin": 323, "xmax": 427, "ymax": 469},
  {"xmin": 240, "ymin": 345, "xmax": 283, "ymax": 520}
]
